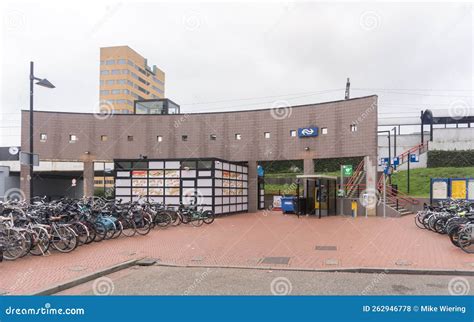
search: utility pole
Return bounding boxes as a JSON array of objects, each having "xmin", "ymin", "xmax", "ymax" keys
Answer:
[
  {"xmin": 407, "ymin": 155, "xmax": 411, "ymax": 194},
  {"xmin": 28, "ymin": 62, "xmax": 55, "ymax": 202},
  {"xmin": 29, "ymin": 62, "xmax": 34, "ymax": 201},
  {"xmin": 383, "ymin": 172, "xmax": 386, "ymax": 219},
  {"xmin": 392, "ymin": 127, "xmax": 397, "ymax": 161},
  {"xmin": 345, "ymin": 78, "xmax": 350, "ymax": 100}
]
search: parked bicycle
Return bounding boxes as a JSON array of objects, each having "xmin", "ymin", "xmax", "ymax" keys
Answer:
[{"xmin": 415, "ymin": 199, "xmax": 474, "ymax": 254}]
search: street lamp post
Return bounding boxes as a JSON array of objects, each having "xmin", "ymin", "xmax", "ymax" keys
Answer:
[{"xmin": 29, "ymin": 61, "xmax": 55, "ymax": 201}]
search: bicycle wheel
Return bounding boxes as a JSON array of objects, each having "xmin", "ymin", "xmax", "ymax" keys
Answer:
[
  {"xmin": 415, "ymin": 212, "xmax": 426, "ymax": 229},
  {"xmin": 433, "ymin": 217, "xmax": 447, "ymax": 234},
  {"xmin": 19, "ymin": 230, "xmax": 33, "ymax": 258},
  {"xmin": 29, "ymin": 226, "xmax": 50, "ymax": 256},
  {"xmin": 171, "ymin": 211, "xmax": 182, "ymax": 226},
  {"xmin": 120, "ymin": 218, "xmax": 136, "ymax": 237},
  {"xmin": 191, "ymin": 219, "xmax": 204, "ymax": 227},
  {"xmin": 2, "ymin": 229, "xmax": 26, "ymax": 260},
  {"xmin": 135, "ymin": 216, "xmax": 152, "ymax": 236},
  {"xmin": 155, "ymin": 212, "xmax": 172, "ymax": 228},
  {"xmin": 459, "ymin": 227, "xmax": 473, "ymax": 253},
  {"xmin": 112, "ymin": 220, "xmax": 123, "ymax": 239},
  {"xmin": 83, "ymin": 221, "xmax": 96, "ymax": 244},
  {"xmin": 51, "ymin": 226, "xmax": 77, "ymax": 253},
  {"xmin": 70, "ymin": 222, "xmax": 89, "ymax": 246},
  {"xmin": 203, "ymin": 210, "xmax": 215, "ymax": 224},
  {"xmin": 93, "ymin": 222, "xmax": 107, "ymax": 242},
  {"xmin": 103, "ymin": 220, "xmax": 116, "ymax": 240},
  {"xmin": 449, "ymin": 226, "xmax": 463, "ymax": 247}
]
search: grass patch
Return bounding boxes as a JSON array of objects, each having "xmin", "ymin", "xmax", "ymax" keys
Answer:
[{"xmin": 391, "ymin": 167, "xmax": 474, "ymax": 197}]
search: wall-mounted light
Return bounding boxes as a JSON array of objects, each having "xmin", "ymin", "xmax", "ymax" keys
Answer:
[
  {"xmin": 84, "ymin": 151, "xmax": 90, "ymax": 155},
  {"xmin": 304, "ymin": 147, "xmax": 310, "ymax": 151}
]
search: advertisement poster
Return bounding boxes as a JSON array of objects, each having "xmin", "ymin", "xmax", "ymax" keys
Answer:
[
  {"xmin": 165, "ymin": 170, "xmax": 180, "ymax": 178},
  {"xmin": 149, "ymin": 179, "xmax": 164, "ymax": 186},
  {"xmin": 132, "ymin": 179, "xmax": 147, "ymax": 187},
  {"xmin": 132, "ymin": 188, "xmax": 147, "ymax": 196},
  {"xmin": 165, "ymin": 179, "xmax": 180, "ymax": 187},
  {"xmin": 165, "ymin": 187, "xmax": 180, "ymax": 196},
  {"xmin": 149, "ymin": 170, "xmax": 164, "ymax": 178},
  {"xmin": 149, "ymin": 188, "xmax": 164, "ymax": 196},
  {"xmin": 132, "ymin": 170, "xmax": 147, "ymax": 178}
]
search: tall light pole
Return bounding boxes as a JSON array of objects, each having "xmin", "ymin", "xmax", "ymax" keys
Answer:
[{"xmin": 29, "ymin": 61, "xmax": 55, "ymax": 201}]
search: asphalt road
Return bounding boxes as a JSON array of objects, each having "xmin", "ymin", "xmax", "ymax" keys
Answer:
[{"xmin": 61, "ymin": 265, "xmax": 474, "ymax": 296}]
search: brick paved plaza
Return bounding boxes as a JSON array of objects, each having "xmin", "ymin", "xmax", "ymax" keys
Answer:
[{"xmin": 1, "ymin": 212, "xmax": 472, "ymax": 295}]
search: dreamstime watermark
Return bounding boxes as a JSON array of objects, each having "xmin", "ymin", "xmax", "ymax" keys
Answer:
[
  {"xmin": 448, "ymin": 99, "xmax": 471, "ymax": 121},
  {"xmin": 92, "ymin": 277, "xmax": 115, "ymax": 296},
  {"xmin": 270, "ymin": 277, "xmax": 292, "ymax": 295},
  {"xmin": 89, "ymin": 2, "xmax": 123, "ymax": 35},
  {"xmin": 448, "ymin": 277, "xmax": 470, "ymax": 295},
  {"xmin": 8, "ymin": 146, "xmax": 19, "ymax": 156},
  {"xmin": 183, "ymin": 268, "xmax": 212, "ymax": 295},
  {"xmin": 94, "ymin": 100, "xmax": 115, "ymax": 120},
  {"xmin": 360, "ymin": 270, "xmax": 388, "ymax": 295},
  {"xmin": 352, "ymin": 99, "xmax": 377, "ymax": 126},
  {"xmin": 358, "ymin": 188, "xmax": 381, "ymax": 209},
  {"xmin": 359, "ymin": 11, "xmax": 381, "ymax": 31},
  {"xmin": 270, "ymin": 100, "xmax": 292, "ymax": 120},
  {"xmin": 174, "ymin": 113, "xmax": 190, "ymax": 128},
  {"xmin": 183, "ymin": 11, "xmax": 204, "ymax": 31},
  {"xmin": 182, "ymin": 188, "xmax": 204, "ymax": 206},
  {"xmin": 3, "ymin": 188, "xmax": 26, "ymax": 202},
  {"xmin": 3, "ymin": 9, "xmax": 26, "ymax": 32},
  {"xmin": 4, "ymin": 303, "xmax": 85, "ymax": 316}
]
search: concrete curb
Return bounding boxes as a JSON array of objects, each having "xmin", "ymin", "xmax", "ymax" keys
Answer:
[
  {"xmin": 153, "ymin": 261, "xmax": 474, "ymax": 276},
  {"xmin": 32, "ymin": 258, "xmax": 144, "ymax": 295}
]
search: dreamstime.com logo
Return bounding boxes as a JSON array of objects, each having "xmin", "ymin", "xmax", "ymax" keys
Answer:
[
  {"xmin": 448, "ymin": 99, "xmax": 471, "ymax": 121},
  {"xmin": 183, "ymin": 11, "xmax": 205, "ymax": 31},
  {"xmin": 92, "ymin": 277, "xmax": 115, "ymax": 295},
  {"xmin": 270, "ymin": 277, "xmax": 293, "ymax": 295},
  {"xmin": 4, "ymin": 303, "xmax": 85, "ymax": 316},
  {"xmin": 94, "ymin": 100, "xmax": 115, "ymax": 120},
  {"xmin": 448, "ymin": 277, "xmax": 470, "ymax": 296},
  {"xmin": 270, "ymin": 100, "xmax": 292, "ymax": 120},
  {"xmin": 359, "ymin": 11, "xmax": 381, "ymax": 31},
  {"xmin": 3, "ymin": 188, "xmax": 26, "ymax": 202}
]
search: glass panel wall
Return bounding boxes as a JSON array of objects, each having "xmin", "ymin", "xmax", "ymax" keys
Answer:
[{"xmin": 114, "ymin": 158, "xmax": 248, "ymax": 214}]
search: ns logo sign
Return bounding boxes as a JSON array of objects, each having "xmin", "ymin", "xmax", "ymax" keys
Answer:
[{"xmin": 298, "ymin": 127, "xmax": 318, "ymax": 138}]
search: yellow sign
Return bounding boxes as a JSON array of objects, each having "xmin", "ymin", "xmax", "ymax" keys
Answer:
[{"xmin": 451, "ymin": 180, "xmax": 467, "ymax": 199}]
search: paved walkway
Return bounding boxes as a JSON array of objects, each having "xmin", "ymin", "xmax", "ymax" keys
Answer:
[
  {"xmin": 60, "ymin": 266, "xmax": 474, "ymax": 295},
  {"xmin": 1, "ymin": 212, "xmax": 473, "ymax": 294}
]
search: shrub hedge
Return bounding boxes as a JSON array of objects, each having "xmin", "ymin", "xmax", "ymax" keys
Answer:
[{"xmin": 427, "ymin": 150, "xmax": 474, "ymax": 168}]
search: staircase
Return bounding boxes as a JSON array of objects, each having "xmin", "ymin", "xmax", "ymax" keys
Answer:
[
  {"xmin": 343, "ymin": 151, "xmax": 422, "ymax": 216},
  {"xmin": 394, "ymin": 141, "xmax": 429, "ymax": 169},
  {"xmin": 377, "ymin": 175, "xmax": 419, "ymax": 216},
  {"xmin": 345, "ymin": 159, "xmax": 365, "ymax": 198},
  {"xmin": 374, "ymin": 142, "xmax": 429, "ymax": 216}
]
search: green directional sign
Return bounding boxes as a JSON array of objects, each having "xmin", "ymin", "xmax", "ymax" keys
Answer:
[{"xmin": 342, "ymin": 165, "xmax": 353, "ymax": 177}]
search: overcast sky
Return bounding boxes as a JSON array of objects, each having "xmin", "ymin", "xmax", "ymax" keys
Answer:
[{"xmin": 0, "ymin": 0, "xmax": 472, "ymax": 146}]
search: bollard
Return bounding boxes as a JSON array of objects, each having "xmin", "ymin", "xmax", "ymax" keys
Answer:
[{"xmin": 351, "ymin": 200, "xmax": 358, "ymax": 218}]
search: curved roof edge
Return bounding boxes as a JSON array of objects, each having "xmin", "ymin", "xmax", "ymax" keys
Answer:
[{"xmin": 21, "ymin": 95, "xmax": 377, "ymax": 116}]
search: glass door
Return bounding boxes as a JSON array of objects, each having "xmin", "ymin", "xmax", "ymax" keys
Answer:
[{"xmin": 181, "ymin": 178, "xmax": 197, "ymax": 206}]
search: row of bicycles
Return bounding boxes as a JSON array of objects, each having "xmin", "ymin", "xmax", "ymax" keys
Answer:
[
  {"xmin": 415, "ymin": 199, "xmax": 474, "ymax": 253},
  {"xmin": 0, "ymin": 196, "xmax": 215, "ymax": 261}
]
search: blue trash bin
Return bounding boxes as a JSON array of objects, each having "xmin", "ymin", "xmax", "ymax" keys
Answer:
[{"xmin": 281, "ymin": 196, "xmax": 296, "ymax": 214}]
